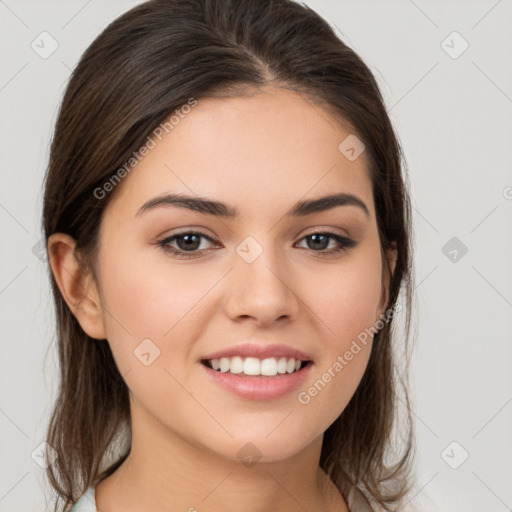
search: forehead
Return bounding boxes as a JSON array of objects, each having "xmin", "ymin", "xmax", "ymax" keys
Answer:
[{"xmin": 105, "ymin": 87, "xmax": 373, "ymax": 220}]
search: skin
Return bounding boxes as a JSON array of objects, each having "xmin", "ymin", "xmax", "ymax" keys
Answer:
[{"xmin": 49, "ymin": 86, "xmax": 396, "ymax": 512}]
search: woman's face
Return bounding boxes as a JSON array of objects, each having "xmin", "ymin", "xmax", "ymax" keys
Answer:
[{"xmin": 89, "ymin": 87, "xmax": 393, "ymax": 463}]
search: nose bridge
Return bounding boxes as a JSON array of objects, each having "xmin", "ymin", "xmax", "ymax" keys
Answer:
[
  {"xmin": 225, "ymin": 233, "xmax": 299, "ymax": 323},
  {"xmin": 235, "ymin": 234, "xmax": 288, "ymax": 291}
]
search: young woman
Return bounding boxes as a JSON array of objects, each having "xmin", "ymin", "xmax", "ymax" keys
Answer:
[{"xmin": 42, "ymin": 0, "xmax": 415, "ymax": 510}]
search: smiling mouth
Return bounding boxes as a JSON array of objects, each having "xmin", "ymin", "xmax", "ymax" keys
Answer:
[{"xmin": 201, "ymin": 356, "xmax": 312, "ymax": 377}]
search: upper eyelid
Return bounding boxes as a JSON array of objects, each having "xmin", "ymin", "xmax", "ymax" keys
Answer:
[{"xmin": 161, "ymin": 230, "xmax": 217, "ymax": 244}]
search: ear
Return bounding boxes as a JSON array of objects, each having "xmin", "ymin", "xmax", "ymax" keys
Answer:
[
  {"xmin": 376, "ymin": 241, "xmax": 398, "ymax": 320},
  {"xmin": 47, "ymin": 233, "xmax": 107, "ymax": 340}
]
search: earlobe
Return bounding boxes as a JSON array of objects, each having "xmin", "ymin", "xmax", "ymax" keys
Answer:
[
  {"xmin": 47, "ymin": 233, "xmax": 107, "ymax": 340},
  {"xmin": 387, "ymin": 242, "xmax": 398, "ymax": 277}
]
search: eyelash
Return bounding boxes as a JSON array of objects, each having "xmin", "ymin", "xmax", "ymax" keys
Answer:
[{"xmin": 156, "ymin": 230, "xmax": 357, "ymax": 259}]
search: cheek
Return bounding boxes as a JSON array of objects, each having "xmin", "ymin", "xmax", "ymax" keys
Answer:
[
  {"xmin": 95, "ymin": 244, "xmax": 222, "ymax": 387},
  {"xmin": 303, "ymin": 248, "xmax": 383, "ymax": 346},
  {"xmin": 99, "ymin": 245, "xmax": 211, "ymax": 339},
  {"xmin": 94, "ymin": 248, "xmax": 209, "ymax": 414},
  {"xmin": 293, "ymin": 248, "xmax": 382, "ymax": 419}
]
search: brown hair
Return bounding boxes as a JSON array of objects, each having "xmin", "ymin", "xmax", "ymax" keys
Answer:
[{"xmin": 42, "ymin": 0, "xmax": 416, "ymax": 510}]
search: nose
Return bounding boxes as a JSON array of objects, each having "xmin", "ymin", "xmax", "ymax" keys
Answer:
[{"xmin": 223, "ymin": 241, "xmax": 300, "ymax": 327}]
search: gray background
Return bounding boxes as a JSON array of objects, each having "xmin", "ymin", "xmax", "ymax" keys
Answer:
[{"xmin": 1, "ymin": 0, "xmax": 511, "ymax": 510}]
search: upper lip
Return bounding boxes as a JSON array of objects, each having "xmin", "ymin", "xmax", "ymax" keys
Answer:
[{"xmin": 201, "ymin": 343, "xmax": 313, "ymax": 362}]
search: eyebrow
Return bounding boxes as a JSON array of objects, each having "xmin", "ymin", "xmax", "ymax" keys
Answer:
[{"xmin": 135, "ymin": 192, "xmax": 370, "ymax": 219}]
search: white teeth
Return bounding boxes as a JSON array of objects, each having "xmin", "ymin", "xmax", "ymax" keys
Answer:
[
  {"xmin": 276, "ymin": 357, "xmax": 288, "ymax": 374},
  {"xmin": 243, "ymin": 357, "xmax": 261, "ymax": 375},
  {"xmin": 219, "ymin": 357, "xmax": 230, "ymax": 373},
  {"xmin": 207, "ymin": 356, "xmax": 306, "ymax": 376},
  {"xmin": 260, "ymin": 358, "xmax": 277, "ymax": 376},
  {"xmin": 230, "ymin": 356, "xmax": 244, "ymax": 374}
]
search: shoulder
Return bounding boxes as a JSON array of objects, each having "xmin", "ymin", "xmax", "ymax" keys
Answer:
[{"xmin": 68, "ymin": 486, "xmax": 97, "ymax": 512}]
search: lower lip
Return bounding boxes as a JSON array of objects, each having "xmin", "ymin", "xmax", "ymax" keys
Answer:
[{"xmin": 199, "ymin": 362, "xmax": 313, "ymax": 400}]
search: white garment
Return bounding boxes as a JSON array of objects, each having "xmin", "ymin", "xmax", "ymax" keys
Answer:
[{"xmin": 68, "ymin": 486, "xmax": 95, "ymax": 511}]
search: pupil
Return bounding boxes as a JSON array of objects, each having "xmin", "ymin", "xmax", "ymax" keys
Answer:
[
  {"xmin": 309, "ymin": 234, "xmax": 327, "ymax": 250},
  {"xmin": 179, "ymin": 234, "xmax": 200, "ymax": 250}
]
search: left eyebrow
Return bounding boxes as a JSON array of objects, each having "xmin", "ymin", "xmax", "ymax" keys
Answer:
[{"xmin": 135, "ymin": 192, "xmax": 370, "ymax": 219}]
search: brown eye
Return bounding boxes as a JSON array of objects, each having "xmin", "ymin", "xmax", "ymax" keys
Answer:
[
  {"xmin": 157, "ymin": 231, "xmax": 217, "ymax": 258},
  {"xmin": 295, "ymin": 232, "xmax": 357, "ymax": 255}
]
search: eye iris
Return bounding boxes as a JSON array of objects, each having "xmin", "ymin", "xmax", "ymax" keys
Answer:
[
  {"xmin": 308, "ymin": 234, "xmax": 328, "ymax": 250},
  {"xmin": 178, "ymin": 234, "xmax": 201, "ymax": 251}
]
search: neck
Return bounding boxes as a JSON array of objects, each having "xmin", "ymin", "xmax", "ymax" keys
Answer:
[{"xmin": 95, "ymin": 403, "xmax": 348, "ymax": 512}]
